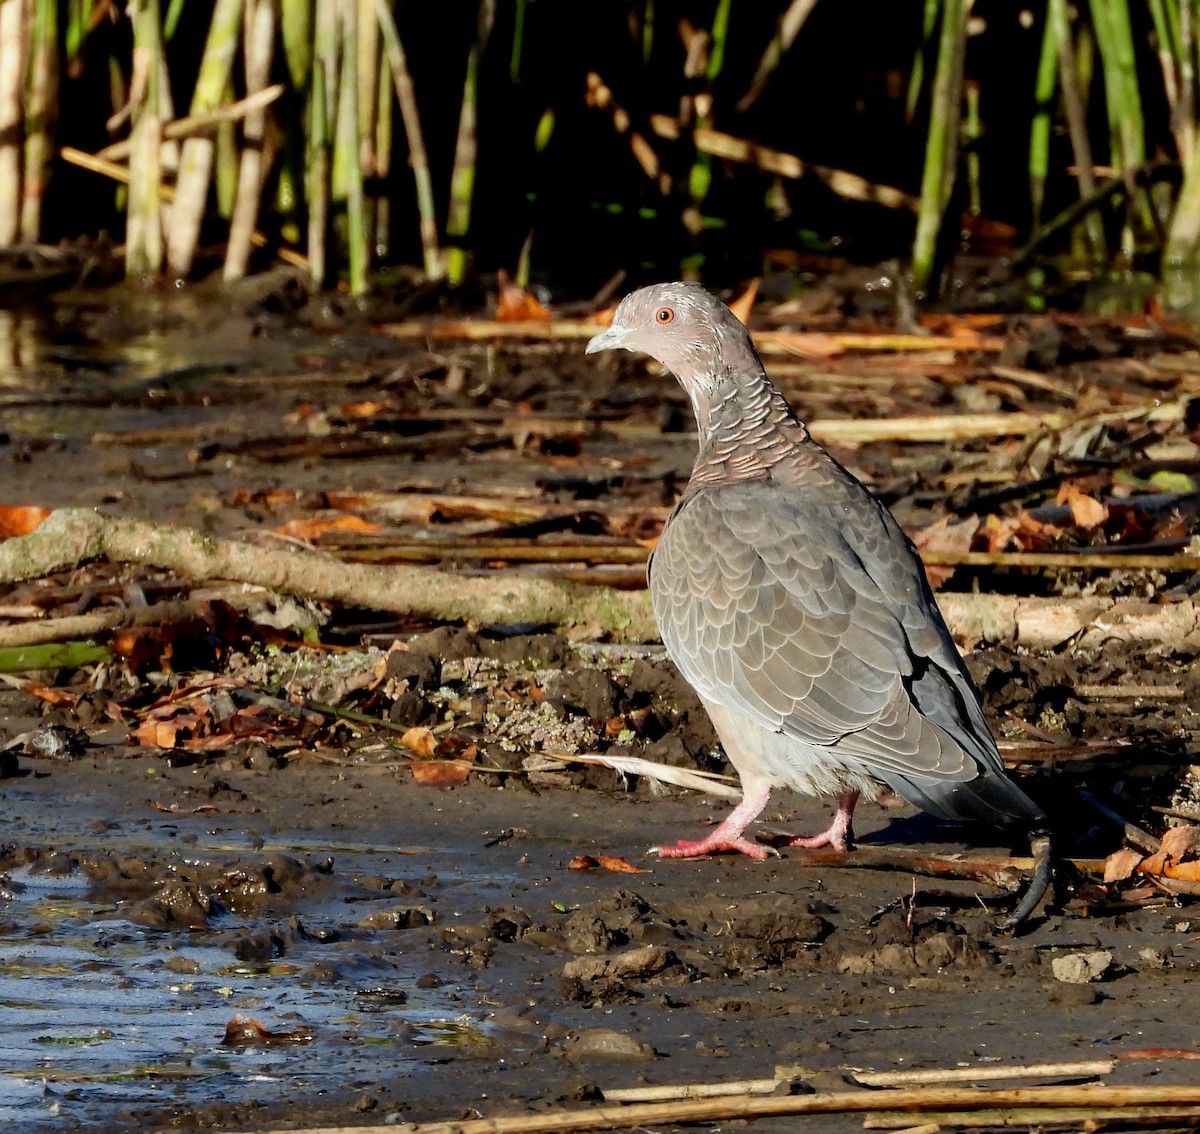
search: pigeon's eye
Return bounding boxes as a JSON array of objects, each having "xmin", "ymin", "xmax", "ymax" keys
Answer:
[{"xmin": 655, "ymin": 306, "xmax": 676, "ymax": 325}]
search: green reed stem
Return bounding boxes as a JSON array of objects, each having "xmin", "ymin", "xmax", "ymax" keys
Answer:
[
  {"xmin": 445, "ymin": 0, "xmax": 496, "ymax": 286},
  {"xmin": 165, "ymin": 0, "xmax": 245, "ymax": 276},
  {"xmin": 126, "ymin": 0, "xmax": 164, "ymax": 276},
  {"xmin": 225, "ymin": 0, "xmax": 276, "ymax": 280},
  {"xmin": 1030, "ymin": 4, "xmax": 1061, "ymax": 224},
  {"xmin": 912, "ymin": 0, "xmax": 966, "ymax": 295},
  {"xmin": 337, "ymin": 0, "xmax": 367, "ymax": 294},
  {"xmin": 373, "ymin": 48, "xmax": 392, "ymax": 260},
  {"xmin": 308, "ymin": 0, "xmax": 338, "ymax": 287},
  {"xmin": 0, "ymin": 0, "xmax": 24, "ymax": 245},
  {"xmin": 21, "ymin": 0, "xmax": 59, "ymax": 241},
  {"xmin": 906, "ymin": 0, "xmax": 941, "ymax": 123}
]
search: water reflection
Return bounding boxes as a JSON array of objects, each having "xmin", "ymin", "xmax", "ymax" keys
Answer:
[{"xmin": 0, "ymin": 308, "xmax": 41, "ymax": 389}]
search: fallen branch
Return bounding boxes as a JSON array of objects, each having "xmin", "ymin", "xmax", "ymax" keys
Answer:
[
  {"xmin": 863, "ymin": 1104, "xmax": 1200, "ymax": 1128},
  {"xmin": 217, "ymin": 1084, "xmax": 1200, "ymax": 1134},
  {"xmin": 851, "ymin": 1060, "xmax": 1115, "ymax": 1088},
  {"xmin": 604, "ymin": 1060, "xmax": 1114, "ymax": 1103},
  {"xmin": 602, "ymin": 1077, "xmax": 784, "ymax": 1103},
  {"xmin": 752, "ymin": 841, "xmax": 1068, "ymax": 890},
  {"xmin": 5, "ymin": 511, "xmax": 1200, "ymax": 650},
  {"xmin": 0, "ymin": 509, "xmax": 659, "ymax": 641}
]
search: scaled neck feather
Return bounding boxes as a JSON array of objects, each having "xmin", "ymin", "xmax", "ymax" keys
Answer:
[{"xmin": 687, "ymin": 365, "xmax": 811, "ymax": 488}]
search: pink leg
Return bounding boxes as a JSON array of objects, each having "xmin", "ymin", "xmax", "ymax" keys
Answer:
[
  {"xmin": 652, "ymin": 781, "xmax": 774, "ymax": 860},
  {"xmin": 784, "ymin": 790, "xmax": 859, "ymax": 851}
]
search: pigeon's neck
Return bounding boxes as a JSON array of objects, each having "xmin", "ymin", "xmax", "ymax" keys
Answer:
[{"xmin": 689, "ymin": 366, "xmax": 810, "ymax": 486}]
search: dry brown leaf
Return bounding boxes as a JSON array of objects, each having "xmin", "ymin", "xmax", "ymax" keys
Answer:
[
  {"xmin": 909, "ymin": 514, "xmax": 978, "ymax": 590},
  {"xmin": 1160, "ymin": 824, "xmax": 1200, "ymax": 858},
  {"xmin": 567, "ymin": 854, "xmax": 650, "ymax": 874},
  {"xmin": 1139, "ymin": 825, "xmax": 1200, "ymax": 877},
  {"xmin": 980, "ymin": 511, "xmax": 1055, "ymax": 553},
  {"xmin": 728, "ymin": 278, "xmax": 760, "ymax": 326},
  {"xmin": 400, "ymin": 726, "xmax": 438, "ymax": 758},
  {"xmin": 1103, "ymin": 847, "xmax": 1144, "ymax": 883},
  {"xmin": 496, "ymin": 269, "xmax": 551, "ymax": 322},
  {"xmin": 0, "ymin": 505, "xmax": 51, "ymax": 538},
  {"xmin": 131, "ymin": 717, "xmax": 196, "ymax": 748},
  {"xmin": 274, "ymin": 514, "xmax": 383, "ymax": 540},
  {"xmin": 1163, "ymin": 859, "xmax": 1200, "ymax": 882},
  {"xmin": 20, "ymin": 683, "xmax": 80, "ymax": 707},
  {"xmin": 1119, "ymin": 1048, "xmax": 1200, "ymax": 1061},
  {"xmin": 410, "ymin": 760, "xmax": 472, "ymax": 788},
  {"xmin": 1056, "ymin": 482, "xmax": 1109, "ymax": 529},
  {"xmin": 341, "ymin": 400, "xmax": 390, "ymax": 418}
]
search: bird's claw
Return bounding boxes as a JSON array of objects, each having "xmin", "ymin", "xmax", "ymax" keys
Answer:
[{"xmin": 649, "ymin": 835, "xmax": 775, "ymax": 860}]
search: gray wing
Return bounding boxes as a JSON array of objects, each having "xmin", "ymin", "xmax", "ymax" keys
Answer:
[{"xmin": 650, "ymin": 475, "xmax": 1042, "ymax": 825}]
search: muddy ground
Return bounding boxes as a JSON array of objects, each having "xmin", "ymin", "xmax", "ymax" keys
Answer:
[{"xmin": 4, "ymin": 274, "xmax": 1200, "ymax": 1132}]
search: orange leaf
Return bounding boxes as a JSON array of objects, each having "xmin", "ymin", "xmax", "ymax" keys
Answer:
[
  {"xmin": 341, "ymin": 400, "xmax": 389, "ymax": 418},
  {"xmin": 400, "ymin": 726, "xmax": 439, "ymax": 758},
  {"xmin": 1056, "ymin": 482, "xmax": 1109, "ymax": 529},
  {"xmin": 1160, "ymin": 825, "xmax": 1200, "ymax": 859},
  {"xmin": 1139, "ymin": 826, "xmax": 1200, "ymax": 877},
  {"xmin": 1119, "ymin": 1048, "xmax": 1200, "ymax": 1061},
  {"xmin": 131, "ymin": 719, "xmax": 189, "ymax": 748},
  {"xmin": 567, "ymin": 854, "xmax": 649, "ymax": 874},
  {"xmin": 0, "ymin": 505, "xmax": 51, "ymax": 538},
  {"xmin": 20, "ymin": 683, "xmax": 79, "ymax": 707},
  {"xmin": 1163, "ymin": 859, "xmax": 1200, "ymax": 882},
  {"xmin": 1103, "ymin": 847, "xmax": 1144, "ymax": 883},
  {"xmin": 595, "ymin": 854, "xmax": 650, "ymax": 873},
  {"xmin": 909, "ymin": 514, "xmax": 978, "ymax": 591},
  {"xmin": 496, "ymin": 269, "xmax": 551, "ymax": 322},
  {"xmin": 728, "ymin": 278, "xmax": 760, "ymax": 326},
  {"xmin": 274, "ymin": 514, "xmax": 382, "ymax": 540},
  {"xmin": 411, "ymin": 760, "xmax": 472, "ymax": 788}
]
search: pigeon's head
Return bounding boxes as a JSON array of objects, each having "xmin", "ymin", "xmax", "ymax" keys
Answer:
[{"xmin": 585, "ymin": 282, "xmax": 755, "ymax": 385}]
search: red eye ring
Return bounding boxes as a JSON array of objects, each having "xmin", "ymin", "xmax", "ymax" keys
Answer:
[{"xmin": 655, "ymin": 307, "xmax": 675, "ymax": 325}]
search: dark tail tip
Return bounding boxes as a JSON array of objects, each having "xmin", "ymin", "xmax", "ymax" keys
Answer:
[{"xmin": 995, "ymin": 829, "xmax": 1053, "ymax": 932}]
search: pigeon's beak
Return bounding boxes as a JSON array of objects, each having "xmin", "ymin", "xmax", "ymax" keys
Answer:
[{"xmin": 585, "ymin": 322, "xmax": 629, "ymax": 355}]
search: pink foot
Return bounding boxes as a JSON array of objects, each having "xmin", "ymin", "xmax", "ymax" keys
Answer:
[
  {"xmin": 783, "ymin": 790, "xmax": 859, "ymax": 852},
  {"xmin": 651, "ymin": 781, "xmax": 775, "ymax": 860},
  {"xmin": 652, "ymin": 833, "xmax": 773, "ymax": 860},
  {"xmin": 785, "ymin": 828, "xmax": 849, "ymax": 851}
]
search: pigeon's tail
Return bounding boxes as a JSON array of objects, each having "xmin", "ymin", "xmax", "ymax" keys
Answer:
[
  {"xmin": 879, "ymin": 766, "xmax": 1052, "ymax": 930},
  {"xmin": 880, "ymin": 763, "xmax": 1045, "ymax": 828}
]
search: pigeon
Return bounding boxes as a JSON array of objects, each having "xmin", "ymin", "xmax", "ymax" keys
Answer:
[{"xmin": 586, "ymin": 282, "xmax": 1052, "ymax": 927}]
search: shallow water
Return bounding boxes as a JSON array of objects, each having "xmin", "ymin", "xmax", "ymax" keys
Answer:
[{"xmin": 0, "ymin": 831, "xmax": 506, "ymax": 1131}]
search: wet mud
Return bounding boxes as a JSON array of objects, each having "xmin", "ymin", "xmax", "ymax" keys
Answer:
[{"xmin": 3, "ymin": 280, "xmax": 1200, "ymax": 1131}]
